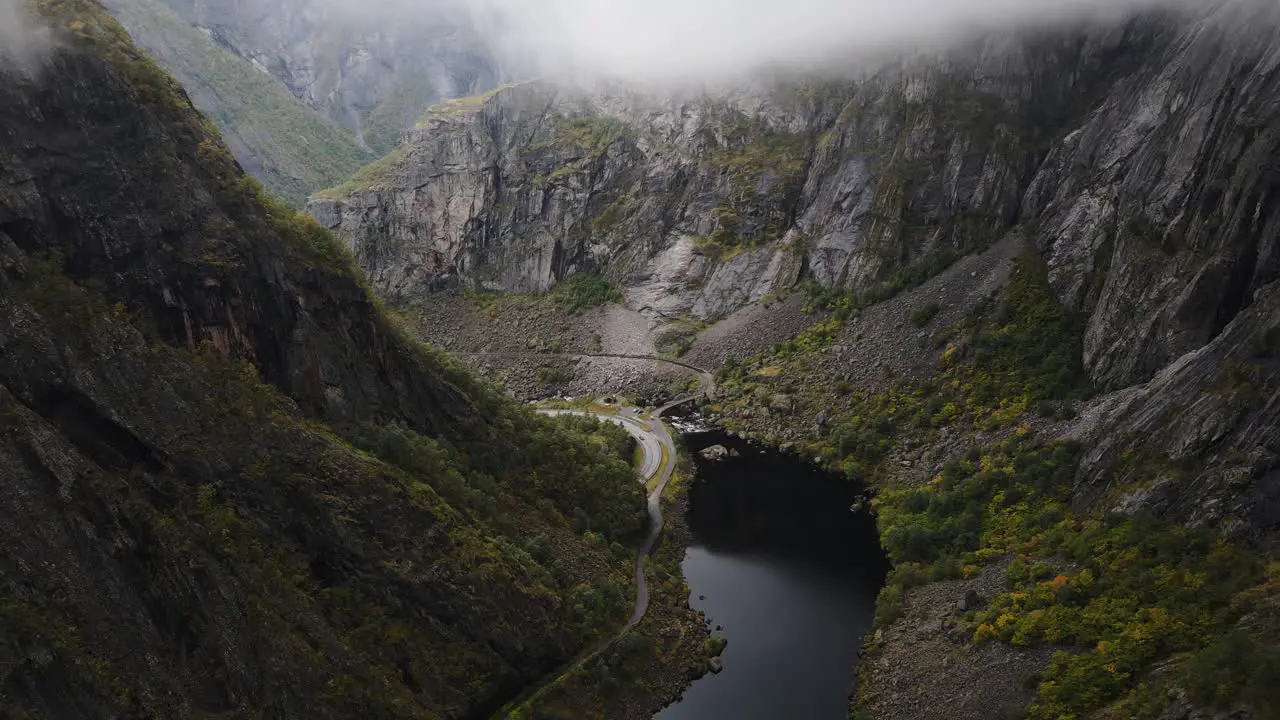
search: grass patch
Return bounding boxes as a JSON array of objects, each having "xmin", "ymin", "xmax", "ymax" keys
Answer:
[
  {"xmin": 535, "ymin": 365, "xmax": 575, "ymax": 386},
  {"xmin": 910, "ymin": 301, "xmax": 942, "ymax": 328},
  {"xmin": 554, "ymin": 116, "xmax": 633, "ymax": 156},
  {"xmin": 312, "ymin": 144, "xmax": 410, "ymax": 200},
  {"xmin": 549, "ymin": 272, "xmax": 622, "ymax": 314},
  {"xmin": 417, "ymin": 84, "xmax": 521, "ymax": 124}
]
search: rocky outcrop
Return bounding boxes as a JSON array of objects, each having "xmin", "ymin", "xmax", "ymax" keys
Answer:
[
  {"xmin": 309, "ymin": 81, "xmax": 812, "ymax": 320},
  {"xmin": 1026, "ymin": 0, "xmax": 1280, "ymax": 389},
  {"xmin": 1070, "ymin": 279, "xmax": 1280, "ymax": 542}
]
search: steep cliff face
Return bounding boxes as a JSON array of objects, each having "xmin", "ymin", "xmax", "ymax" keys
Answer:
[
  {"xmin": 1024, "ymin": 0, "xmax": 1280, "ymax": 389},
  {"xmin": 306, "ymin": 34, "xmax": 1114, "ymax": 316},
  {"xmin": 0, "ymin": 1, "xmax": 645, "ymax": 716},
  {"xmin": 1070, "ymin": 279, "xmax": 1280, "ymax": 539},
  {"xmin": 310, "ymin": 82, "xmax": 815, "ymax": 320},
  {"xmin": 312, "ymin": 1, "xmax": 1278, "ymax": 393}
]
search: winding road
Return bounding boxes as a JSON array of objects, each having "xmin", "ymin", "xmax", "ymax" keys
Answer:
[
  {"xmin": 537, "ymin": 402, "xmax": 677, "ymax": 627},
  {"xmin": 478, "ymin": 347, "xmax": 716, "ymax": 718},
  {"xmin": 490, "ymin": 389, "xmax": 706, "ymax": 718}
]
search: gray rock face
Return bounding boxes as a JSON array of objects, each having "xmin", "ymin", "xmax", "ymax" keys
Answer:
[
  {"xmin": 1027, "ymin": 0, "xmax": 1280, "ymax": 390},
  {"xmin": 310, "ymin": 81, "xmax": 811, "ymax": 320},
  {"xmin": 306, "ymin": 26, "xmax": 1114, "ymax": 315},
  {"xmin": 312, "ymin": 2, "xmax": 1279, "ymax": 395},
  {"xmin": 1068, "ymin": 280, "xmax": 1280, "ymax": 541}
]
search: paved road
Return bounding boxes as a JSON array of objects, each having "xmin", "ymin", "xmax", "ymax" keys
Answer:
[{"xmin": 488, "ymin": 401, "xmax": 682, "ymax": 718}]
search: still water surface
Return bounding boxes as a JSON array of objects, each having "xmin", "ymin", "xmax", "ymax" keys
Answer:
[{"xmin": 657, "ymin": 433, "xmax": 886, "ymax": 720}]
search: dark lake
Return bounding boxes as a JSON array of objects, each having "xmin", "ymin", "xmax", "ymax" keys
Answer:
[{"xmin": 656, "ymin": 431, "xmax": 887, "ymax": 720}]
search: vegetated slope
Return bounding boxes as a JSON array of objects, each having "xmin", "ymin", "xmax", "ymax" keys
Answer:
[
  {"xmin": 151, "ymin": 0, "xmax": 498, "ymax": 155},
  {"xmin": 710, "ymin": 242, "xmax": 1279, "ymax": 719},
  {"xmin": 0, "ymin": 1, "xmax": 646, "ymax": 717},
  {"xmin": 102, "ymin": 0, "xmax": 374, "ymax": 205}
]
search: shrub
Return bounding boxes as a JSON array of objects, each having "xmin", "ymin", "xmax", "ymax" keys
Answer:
[
  {"xmin": 910, "ymin": 302, "xmax": 942, "ymax": 328},
  {"xmin": 536, "ymin": 365, "xmax": 574, "ymax": 386},
  {"xmin": 954, "ymin": 253, "xmax": 1090, "ymax": 405},
  {"xmin": 874, "ymin": 584, "xmax": 904, "ymax": 626},
  {"xmin": 549, "ymin": 272, "xmax": 622, "ymax": 314},
  {"xmin": 1186, "ymin": 630, "xmax": 1280, "ymax": 714}
]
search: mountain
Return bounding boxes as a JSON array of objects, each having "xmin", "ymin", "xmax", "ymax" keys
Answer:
[
  {"xmin": 0, "ymin": 1, "xmax": 649, "ymax": 716},
  {"xmin": 310, "ymin": 1, "xmax": 1280, "ymax": 717},
  {"xmin": 151, "ymin": 0, "xmax": 499, "ymax": 155},
  {"xmin": 310, "ymin": 1, "xmax": 1278, "ymax": 390},
  {"xmin": 100, "ymin": 0, "xmax": 375, "ymax": 206},
  {"xmin": 99, "ymin": 0, "xmax": 500, "ymax": 205}
]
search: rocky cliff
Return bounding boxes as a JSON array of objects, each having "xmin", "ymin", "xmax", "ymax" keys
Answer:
[
  {"xmin": 311, "ymin": 1, "xmax": 1278, "ymax": 393},
  {"xmin": 0, "ymin": 1, "xmax": 649, "ymax": 716},
  {"xmin": 308, "ymin": 81, "xmax": 816, "ymax": 320}
]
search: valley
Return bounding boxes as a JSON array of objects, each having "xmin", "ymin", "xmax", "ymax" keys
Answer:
[{"xmin": 1, "ymin": 0, "xmax": 1278, "ymax": 718}]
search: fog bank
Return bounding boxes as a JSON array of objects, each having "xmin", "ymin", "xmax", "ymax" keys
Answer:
[{"xmin": 468, "ymin": 0, "xmax": 1211, "ymax": 83}]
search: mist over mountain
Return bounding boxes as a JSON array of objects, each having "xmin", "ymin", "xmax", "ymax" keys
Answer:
[
  {"xmin": 0, "ymin": 0, "xmax": 53, "ymax": 71},
  {"xmin": 465, "ymin": 0, "xmax": 1216, "ymax": 83}
]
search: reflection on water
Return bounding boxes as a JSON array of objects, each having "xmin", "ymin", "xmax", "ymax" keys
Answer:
[{"xmin": 657, "ymin": 433, "xmax": 886, "ymax": 720}]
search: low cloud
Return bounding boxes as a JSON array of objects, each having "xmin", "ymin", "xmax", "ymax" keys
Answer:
[
  {"xmin": 0, "ymin": 0, "xmax": 53, "ymax": 74},
  {"xmin": 468, "ymin": 0, "xmax": 1211, "ymax": 84}
]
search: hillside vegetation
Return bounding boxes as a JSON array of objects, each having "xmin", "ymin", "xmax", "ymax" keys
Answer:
[
  {"xmin": 102, "ymin": 0, "xmax": 374, "ymax": 205},
  {"xmin": 0, "ymin": 1, "xmax": 648, "ymax": 716},
  {"xmin": 712, "ymin": 250, "xmax": 1280, "ymax": 719}
]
